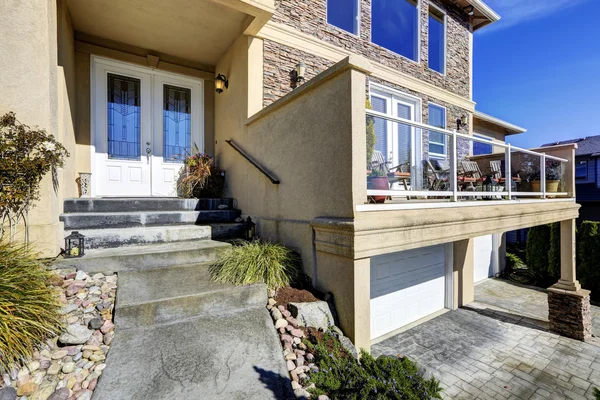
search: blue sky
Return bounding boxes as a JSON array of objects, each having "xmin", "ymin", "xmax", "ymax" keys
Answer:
[{"xmin": 473, "ymin": 0, "xmax": 600, "ymax": 148}]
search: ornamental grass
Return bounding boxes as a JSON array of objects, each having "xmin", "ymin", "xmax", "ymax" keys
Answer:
[
  {"xmin": 209, "ymin": 240, "xmax": 299, "ymax": 290},
  {"xmin": 0, "ymin": 241, "xmax": 62, "ymax": 373}
]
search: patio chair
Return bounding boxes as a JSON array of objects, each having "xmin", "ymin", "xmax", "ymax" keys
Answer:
[
  {"xmin": 458, "ymin": 160, "xmax": 484, "ymax": 191},
  {"xmin": 424, "ymin": 160, "xmax": 450, "ymax": 191},
  {"xmin": 371, "ymin": 150, "xmax": 410, "ymax": 191},
  {"xmin": 490, "ymin": 160, "xmax": 522, "ymax": 191}
]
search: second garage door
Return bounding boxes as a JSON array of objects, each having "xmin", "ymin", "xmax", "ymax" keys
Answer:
[
  {"xmin": 370, "ymin": 245, "xmax": 447, "ymax": 340},
  {"xmin": 474, "ymin": 235, "xmax": 494, "ymax": 283}
]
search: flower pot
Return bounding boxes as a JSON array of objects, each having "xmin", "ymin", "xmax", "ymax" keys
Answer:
[
  {"xmin": 531, "ymin": 180, "xmax": 560, "ymax": 193},
  {"xmin": 193, "ymin": 171, "xmax": 225, "ymax": 198},
  {"xmin": 367, "ymin": 176, "xmax": 389, "ymax": 203}
]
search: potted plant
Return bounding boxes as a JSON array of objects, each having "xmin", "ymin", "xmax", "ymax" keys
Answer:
[
  {"xmin": 178, "ymin": 152, "xmax": 225, "ymax": 199},
  {"xmin": 530, "ymin": 160, "xmax": 561, "ymax": 193},
  {"xmin": 367, "ymin": 168, "xmax": 388, "ymax": 203}
]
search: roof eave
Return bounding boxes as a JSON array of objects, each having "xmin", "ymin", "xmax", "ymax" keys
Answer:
[
  {"xmin": 473, "ymin": 111, "xmax": 527, "ymax": 135},
  {"xmin": 467, "ymin": 0, "xmax": 501, "ymax": 32}
]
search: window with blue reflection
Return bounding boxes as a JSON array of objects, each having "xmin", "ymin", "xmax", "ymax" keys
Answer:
[
  {"xmin": 428, "ymin": 104, "xmax": 446, "ymax": 157},
  {"xmin": 473, "ymin": 135, "xmax": 493, "ymax": 155},
  {"xmin": 372, "ymin": 0, "xmax": 419, "ymax": 61},
  {"xmin": 327, "ymin": 0, "xmax": 359, "ymax": 34},
  {"xmin": 428, "ymin": 7, "xmax": 445, "ymax": 73},
  {"xmin": 163, "ymin": 85, "xmax": 192, "ymax": 162},
  {"xmin": 107, "ymin": 74, "xmax": 141, "ymax": 160},
  {"xmin": 576, "ymin": 161, "xmax": 587, "ymax": 180}
]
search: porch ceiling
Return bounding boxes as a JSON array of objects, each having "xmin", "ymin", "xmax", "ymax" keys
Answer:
[{"xmin": 67, "ymin": 0, "xmax": 254, "ymax": 67}]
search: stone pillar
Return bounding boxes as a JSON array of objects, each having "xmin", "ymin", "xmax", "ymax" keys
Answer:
[
  {"xmin": 548, "ymin": 219, "xmax": 592, "ymax": 341},
  {"xmin": 453, "ymin": 238, "xmax": 475, "ymax": 309}
]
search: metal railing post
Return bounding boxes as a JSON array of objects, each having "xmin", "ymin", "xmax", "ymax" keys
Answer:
[
  {"xmin": 540, "ymin": 154, "xmax": 546, "ymax": 199},
  {"xmin": 506, "ymin": 144, "xmax": 512, "ymax": 200},
  {"xmin": 450, "ymin": 131, "xmax": 458, "ymax": 202}
]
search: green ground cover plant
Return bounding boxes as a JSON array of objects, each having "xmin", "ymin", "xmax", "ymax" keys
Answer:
[
  {"xmin": 209, "ymin": 240, "xmax": 299, "ymax": 290},
  {"xmin": 306, "ymin": 331, "xmax": 442, "ymax": 399},
  {"xmin": 0, "ymin": 242, "xmax": 62, "ymax": 372}
]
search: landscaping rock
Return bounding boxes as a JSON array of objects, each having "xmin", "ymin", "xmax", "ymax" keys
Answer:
[
  {"xmin": 17, "ymin": 382, "xmax": 38, "ymax": 397},
  {"xmin": 88, "ymin": 318, "xmax": 103, "ymax": 330},
  {"xmin": 275, "ymin": 319, "xmax": 288, "ymax": 329},
  {"xmin": 271, "ymin": 308, "xmax": 283, "ymax": 321},
  {"xmin": 288, "ymin": 301, "xmax": 335, "ymax": 330},
  {"xmin": 0, "ymin": 387, "xmax": 17, "ymax": 400},
  {"xmin": 287, "ymin": 360, "xmax": 296, "ymax": 371},
  {"xmin": 47, "ymin": 387, "xmax": 70, "ymax": 400},
  {"xmin": 331, "ymin": 325, "xmax": 344, "ymax": 337},
  {"xmin": 318, "ymin": 395, "xmax": 331, "ymax": 400},
  {"xmin": 338, "ymin": 335, "xmax": 358, "ymax": 359},
  {"xmin": 59, "ymin": 325, "xmax": 93, "ymax": 345},
  {"xmin": 294, "ymin": 388, "xmax": 310, "ymax": 399}
]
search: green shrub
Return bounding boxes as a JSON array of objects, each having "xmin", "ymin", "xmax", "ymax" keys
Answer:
[
  {"xmin": 548, "ymin": 222, "xmax": 561, "ymax": 279},
  {"xmin": 209, "ymin": 240, "xmax": 299, "ymax": 290},
  {"xmin": 505, "ymin": 252, "xmax": 525, "ymax": 271},
  {"xmin": 0, "ymin": 242, "xmax": 62, "ymax": 372},
  {"xmin": 307, "ymin": 332, "xmax": 442, "ymax": 399},
  {"xmin": 526, "ymin": 224, "xmax": 550, "ymax": 277},
  {"xmin": 593, "ymin": 387, "xmax": 600, "ymax": 400},
  {"xmin": 578, "ymin": 221, "xmax": 600, "ymax": 294}
]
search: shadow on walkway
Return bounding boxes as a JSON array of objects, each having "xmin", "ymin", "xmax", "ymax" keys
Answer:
[
  {"xmin": 253, "ymin": 366, "xmax": 296, "ymax": 400},
  {"xmin": 462, "ymin": 305, "xmax": 550, "ymax": 333}
]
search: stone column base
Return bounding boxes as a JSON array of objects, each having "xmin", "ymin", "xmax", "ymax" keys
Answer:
[{"xmin": 548, "ymin": 286, "xmax": 592, "ymax": 341}]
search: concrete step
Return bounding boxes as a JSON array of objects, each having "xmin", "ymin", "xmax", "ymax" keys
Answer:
[
  {"xmin": 115, "ymin": 263, "xmax": 266, "ymax": 329},
  {"xmin": 63, "ymin": 197, "xmax": 235, "ymax": 213},
  {"xmin": 93, "ymin": 307, "xmax": 293, "ymax": 400},
  {"xmin": 54, "ymin": 240, "xmax": 230, "ymax": 274},
  {"xmin": 210, "ymin": 222, "xmax": 246, "ymax": 240},
  {"xmin": 60, "ymin": 209, "xmax": 241, "ymax": 230},
  {"xmin": 71, "ymin": 225, "xmax": 213, "ymax": 250}
]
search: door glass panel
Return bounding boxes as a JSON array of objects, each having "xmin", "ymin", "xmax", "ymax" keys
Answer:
[
  {"xmin": 107, "ymin": 73, "xmax": 141, "ymax": 160},
  {"xmin": 397, "ymin": 103, "xmax": 411, "ymax": 166},
  {"xmin": 163, "ymin": 85, "xmax": 192, "ymax": 162},
  {"xmin": 371, "ymin": 96, "xmax": 388, "ymax": 163}
]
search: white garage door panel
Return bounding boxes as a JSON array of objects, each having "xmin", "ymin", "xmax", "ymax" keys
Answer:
[
  {"xmin": 474, "ymin": 235, "xmax": 494, "ymax": 283},
  {"xmin": 370, "ymin": 245, "xmax": 446, "ymax": 340}
]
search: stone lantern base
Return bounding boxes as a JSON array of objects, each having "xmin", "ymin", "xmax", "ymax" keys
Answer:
[{"xmin": 548, "ymin": 287, "xmax": 592, "ymax": 342}]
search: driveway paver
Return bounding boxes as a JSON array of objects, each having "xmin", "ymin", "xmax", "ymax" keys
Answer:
[{"xmin": 372, "ymin": 279, "xmax": 600, "ymax": 400}]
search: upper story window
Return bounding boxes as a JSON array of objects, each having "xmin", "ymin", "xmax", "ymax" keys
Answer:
[
  {"xmin": 428, "ymin": 6, "xmax": 446, "ymax": 74},
  {"xmin": 576, "ymin": 160, "xmax": 588, "ymax": 180},
  {"xmin": 372, "ymin": 0, "xmax": 419, "ymax": 62},
  {"xmin": 327, "ymin": 0, "xmax": 360, "ymax": 35},
  {"xmin": 428, "ymin": 103, "xmax": 446, "ymax": 158},
  {"xmin": 473, "ymin": 135, "xmax": 494, "ymax": 155}
]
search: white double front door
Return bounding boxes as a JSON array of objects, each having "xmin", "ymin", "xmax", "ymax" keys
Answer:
[{"xmin": 92, "ymin": 57, "xmax": 204, "ymax": 197}]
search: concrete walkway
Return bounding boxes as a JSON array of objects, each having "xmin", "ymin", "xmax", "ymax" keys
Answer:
[
  {"xmin": 93, "ymin": 263, "xmax": 293, "ymax": 400},
  {"xmin": 373, "ymin": 279, "xmax": 600, "ymax": 400}
]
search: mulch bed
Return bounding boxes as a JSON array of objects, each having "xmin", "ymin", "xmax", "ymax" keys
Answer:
[{"xmin": 274, "ymin": 287, "xmax": 319, "ymax": 307}]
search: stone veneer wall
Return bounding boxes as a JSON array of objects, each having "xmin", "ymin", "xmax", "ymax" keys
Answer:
[
  {"xmin": 270, "ymin": 0, "xmax": 471, "ymax": 98},
  {"xmin": 548, "ymin": 288, "xmax": 593, "ymax": 342}
]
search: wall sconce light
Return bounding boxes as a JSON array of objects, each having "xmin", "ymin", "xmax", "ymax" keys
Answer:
[
  {"xmin": 293, "ymin": 61, "xmax": 306, "ymax": 83},
  {"xmin": 214, "ymin": 74, "xmax": 229, "ymax": 94},
  {"xmin": 463, "ymin": 5, "xmax": 475, "ymax": 16},
  {"xmin": 456, "ymin": 114, "xmax": 468, "ymax": 131}
]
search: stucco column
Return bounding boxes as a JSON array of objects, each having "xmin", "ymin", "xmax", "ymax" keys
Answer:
[
  {"xmin": 548, "ymin": 218, "xmax": 592, "ymax": 341},
  {"xmin": 453, "ymin": 238, "xmax": 475, "ymax": 309},
  {"xmin": 314, "ymin": 251, "xmax": 371, "ymax": 353}
]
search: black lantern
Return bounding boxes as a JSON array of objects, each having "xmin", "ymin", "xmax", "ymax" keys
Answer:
[
  {"xmin": 245, "ymin": 217, "xmax": 256, "ymax": 241},
  {"xmin": 64, "ymin": 231, "xmax": 85, "ymax": 258}
]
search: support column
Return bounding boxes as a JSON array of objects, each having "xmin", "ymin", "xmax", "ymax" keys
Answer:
[
  {"xmin": 548, "ymin": 219, "xmax": 592, "ymax": 341},
  {"xmin": 453, "ymin": 238, "xmax": 475, "ymax": 309}
]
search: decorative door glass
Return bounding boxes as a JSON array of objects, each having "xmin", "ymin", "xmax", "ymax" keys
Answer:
[
  {"xmin": 163, "ymin": 85, "xmax": 192, "ymax": 162},
  {"xmin": 107, "ymin": 73, "xmax": 141, "ymax": 160}
]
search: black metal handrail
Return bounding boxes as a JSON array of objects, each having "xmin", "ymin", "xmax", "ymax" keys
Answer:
[{"xmin": 225, "ymin": 140, "xmax": 280, "ymax": 184}]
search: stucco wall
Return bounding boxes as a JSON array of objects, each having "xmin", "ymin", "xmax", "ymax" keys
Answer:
[{"xmin": 270, "ymin": 0, "xmax": 471, "ymax": 98}]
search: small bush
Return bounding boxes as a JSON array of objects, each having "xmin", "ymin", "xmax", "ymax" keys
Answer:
[
  {"xmin": 594, "ymin": 387, "xmax": 600, "ymax": 400},
  {"xmin": 209, "ymin": 240, "xmax": 299, "ymax": 290},
  {"xmin": 505, "ymin": 252, "xmax": 525, "ymax": 271},
  {"xmin": 525, "ymin": 223, "xmax": 560, "ymax": 281},
  {"xmin": 307, "ymin": 332, "xmax": 442, "ymax": 399},
  {"xmin": 0, "ymin": 242, "xmax": 62, "ymax": 372},
  {"xmin": 578, "ymin": 221, "xmax": 600, "ymax": 295}
]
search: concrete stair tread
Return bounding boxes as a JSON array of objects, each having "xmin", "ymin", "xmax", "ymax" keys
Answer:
[
  {"xmin": 83, "ymin": 240, "xmax": 229, "ymax": 258},
  {"xmin": 63, "ymin": 197, "xmax": 235, "ymax": 213},
  {"xmin": 117, "ymin": 262, "xmax": 251, "ymax": 307},
  {"xmin": 93, "ymin": 307, "xmax": 293, "ymax": 400}
]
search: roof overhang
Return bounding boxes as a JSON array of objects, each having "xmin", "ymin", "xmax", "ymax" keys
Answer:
[
  {"xmin": 474, "ymin": 111, "xmax": 527, "ymax": 135},
  {"xmin": 450, "ymin": 0, "xmax": 501, "ymax": 31}
]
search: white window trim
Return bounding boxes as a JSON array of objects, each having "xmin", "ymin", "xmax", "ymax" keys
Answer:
[
  {"xmin": 427, "ymin": 3, "xmax": 447, "ymax": 76},
  {"xmin": 370, "ymin": 0, "xmax": 421, "ymax": 64},
  {"xmin": 326, "ymin": 0, "xmax": 361, "ymax": 37},
  {"xmin": 428, "ymin": 102, "xmax": 447, "ymax": 159}
]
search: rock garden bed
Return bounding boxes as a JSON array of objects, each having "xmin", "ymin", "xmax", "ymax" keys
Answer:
[{"xmin": 0, "ymin": 268, "xmax": 117, "ymax": 400}]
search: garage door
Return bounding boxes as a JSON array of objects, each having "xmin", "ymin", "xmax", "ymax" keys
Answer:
[
  {"xmin": 370, "ymin": 245, "xmax": 446, "ymax": 340},
  {"xmin": 474, "ymin": 235, "xmax": 494, "ymax": 283}
]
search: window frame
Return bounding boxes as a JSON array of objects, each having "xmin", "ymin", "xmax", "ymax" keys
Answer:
[
  {"xmin": 370, "ymin": 0, "xmax": 421, "ymax": 64},
  {"xmin": 575, "ymin": 160, "xmax": 588, "ymax": 181},
  {"xmin": 427, "ymin": 102, "xmax": 447, "ymax": 159},
  {"xmin": 472, "ymin": 134, "xmax": 494, "ymax": 156},
  {"xmin": 326, "ymin": 0, "xmax": 361, "ymax": 36},
  {"xmin": 427, "ymin": 3, "xmax": 447, "ymax": 75}
]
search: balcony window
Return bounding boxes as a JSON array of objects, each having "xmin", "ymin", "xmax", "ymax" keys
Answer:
[
  {"xmin": 576, "ymin": 160, "xmax": 588, "ymax": 180},
  {"xmin": 428, "ymin": 6, "xmax": 446, "ymax": 74},
  {"xmin": 327, "ymin": 0, "xmax": 360, "ymax": 35},
  {"xmin": 473, "ymin": 135, "xmax": 494, "ymax": 155},
  {"xmin": 428, "ymin": 103, "xmax": 446, "ymax": 158},
  {"xmin": 372, "ymin": 0, "xmax": 419, "ymax": 61}
]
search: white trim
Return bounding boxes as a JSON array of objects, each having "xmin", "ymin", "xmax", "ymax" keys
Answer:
[
  {"xmin": 469, "ymin": 27, "xmax": 473, "ymax": 100},
  {"xmin": 370, "ymin": 0, "xmax": 421, "ymax": 64},
  {"xmin": 356, "ymin": 197, "xmax": 575, "ymax": 212},
  {"xmin": 467, "ymin": 0, "xmax": 501, "ymax": 23},
  {"xmin": 427, "ymin": 3, "xmax": 447, "ymax": 76},
  {"xmin": 445, "ymin": 242, "xmax": 454, "ymax": 309},
  {"xmin": 428, "ymin": 102, "xmax": 447, "ymax": 159},
  {"xmin": 325, "ymin": 0, "xmax": 361, "ymax": 37}
]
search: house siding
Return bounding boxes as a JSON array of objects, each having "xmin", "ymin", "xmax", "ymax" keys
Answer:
[{"xmin": 270, "ymin": 0, "xmax": 471, "ymax": 99}]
